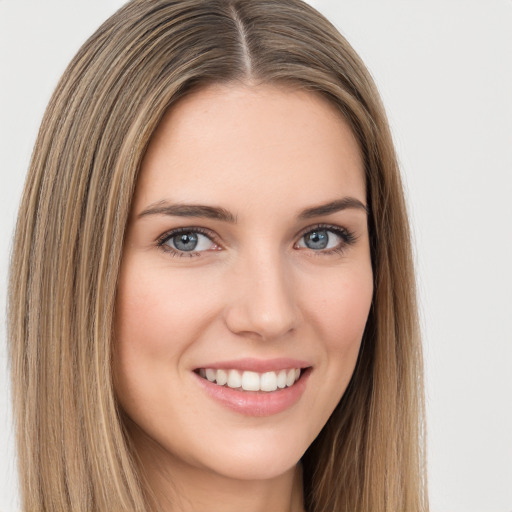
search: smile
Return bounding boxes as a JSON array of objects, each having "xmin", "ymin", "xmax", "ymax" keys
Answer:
[
  {"xmin": 193, "ymin": 358, "xmax": 312, "ymax": 416},
  {"xmin": 197, "ymin": 368, "xmax": 302, "ymax": 392}
]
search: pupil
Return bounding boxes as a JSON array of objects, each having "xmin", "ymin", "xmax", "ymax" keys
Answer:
[
  {"xmin": 173, "ymin": 232, "xmax": 198, "ymax": 251},
  {"xmin": 305, "ymin": 230, "xmax": 328, "ymax": 250}
]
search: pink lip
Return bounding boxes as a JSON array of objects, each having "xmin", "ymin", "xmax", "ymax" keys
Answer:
[
  {"xmin": 194, "ymin": 366, "xmax": 312, "ymax": 417},
  {"xmin": 194, "ymin": 357, "xmax": 311, "ymax": 373}
]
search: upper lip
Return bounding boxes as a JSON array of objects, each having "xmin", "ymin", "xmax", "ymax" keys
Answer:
[{"xmin": 194, "ymin": 357, "xmax": 312, "ymax": 373}]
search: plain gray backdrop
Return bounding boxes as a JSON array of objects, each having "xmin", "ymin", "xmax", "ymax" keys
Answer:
[{"xmin": 1, "ymin": 1, "xmax": 511, "ymax": 511}]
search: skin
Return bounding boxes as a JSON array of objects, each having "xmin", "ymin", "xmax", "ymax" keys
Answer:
[{"xmin": 114, "ymin": 83, "xmax": 374, "ymax": 512}]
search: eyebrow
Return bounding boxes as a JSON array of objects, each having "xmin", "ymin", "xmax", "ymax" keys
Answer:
[
  {"xmin": 137, "ymin": 197, "xmax": 368, "ymax": 223},
  {"xmin": 138, "ymin": 201, "xmax": 237, "ymax": 223},
  {"xmin": 298, "ymin": 198, "xmax": 368, "ymax": 219}
]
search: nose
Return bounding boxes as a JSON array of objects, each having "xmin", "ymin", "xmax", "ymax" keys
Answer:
[{"xmin": 223, "ymin": 249, "xmax": 300, "ymax": 341}]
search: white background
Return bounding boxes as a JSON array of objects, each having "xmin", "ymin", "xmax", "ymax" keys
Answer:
[{"xmin": 1, "ymin": 1, "xmax": 511, "ymax": 511}]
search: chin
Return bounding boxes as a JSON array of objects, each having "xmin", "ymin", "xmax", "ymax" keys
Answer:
[
  {"xmin": 190, "ymin": 426, "xmax": 312, "ymax": 481},
  {"xmin": 201, "ymin": 451, "xmax": 300, "ymax": 482}
]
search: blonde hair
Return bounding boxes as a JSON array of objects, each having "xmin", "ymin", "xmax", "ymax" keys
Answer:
[{"xmin": 8, "ymin": 0, "xmax": 428, "ymax": 510}]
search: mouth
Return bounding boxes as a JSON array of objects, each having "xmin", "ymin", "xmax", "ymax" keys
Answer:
[
  {"xmin": 194, "ymin": 367, "xmax": 306, "ymax": 393},
  {"xmin": 193, "ymin": 358, "xmax": 312, "ymax": 416}
]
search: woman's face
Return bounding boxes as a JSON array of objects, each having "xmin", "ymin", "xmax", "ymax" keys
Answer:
[{"xmin": 114, "ymin": 84, "xmax": 373, "ymax": 483}]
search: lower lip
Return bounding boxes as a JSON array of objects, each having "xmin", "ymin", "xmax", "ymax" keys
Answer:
[{"xmin": 194, "ymin": 368, "xmax": 312, "ymax": 417}]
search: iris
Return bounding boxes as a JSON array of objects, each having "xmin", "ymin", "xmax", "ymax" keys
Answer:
[
  {"xmin": 173, "ymin": 232, "xmax": 198, "ymax": 251},
  {"xmin": 304, "ymin": 230, "xmax": 329, "ymax": 250}
]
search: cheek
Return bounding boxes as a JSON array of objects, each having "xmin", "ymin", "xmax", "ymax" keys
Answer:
[
  {"xmin": 292, "ymin": 261, "xmax": 373, "ymax": 441},
  {"xmin": 307, "ymin": 264, "xmax": 373, "ymax": 353},
  {"xmin": 115, "ymin": 262, "xmax": 215, "ymax": 352},
  {"xmin": 112, "ymin": 261, "xmax": 217, "ymax": 404},
  {"xmin": 115, "ymin": 274, "xmax": 174, "ymax": 364},
  {"xmin": 305, "ymin": 261, "xmax": 373, "ymax": 400}
]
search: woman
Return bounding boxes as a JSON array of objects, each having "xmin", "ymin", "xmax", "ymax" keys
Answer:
[{"xmin": 7, "ymin": 0, "xmax": 428, "ymax": 511}]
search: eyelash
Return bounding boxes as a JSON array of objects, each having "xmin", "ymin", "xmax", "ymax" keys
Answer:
[
  {"xmin": 156, "ymin": 227, "xmax": 218, "ymax": 257},
  {"xmin": 296, "ymin": 223, "xmax": 357, "ymax": 256},
  {"xmin": 156, "ymin": 224, "xmax": 357, "ymax": 258}
]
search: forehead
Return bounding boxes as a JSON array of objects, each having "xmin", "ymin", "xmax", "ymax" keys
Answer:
[{"xmin": 134, "ymin": 83, "xmax": 365, "ymax": 215}]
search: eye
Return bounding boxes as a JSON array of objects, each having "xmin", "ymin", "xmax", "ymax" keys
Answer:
[
  {"xmin": 295, "ymin": 226, "xmax": 355, "ymax": 253},
  {"xmin": 158, "ymin": 228, "xmax": 219, "ymax": 255}
]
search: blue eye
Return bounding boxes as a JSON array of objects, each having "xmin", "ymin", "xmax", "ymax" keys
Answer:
[
  {"xmin": 296, "ymin": 226, "xmax": 353, "ymax": 252},
  {"xmin": 160, "ymin": 230, "xmax": 217, "ymax": 254},
  {"xmin": 302, "ymin": 230, "xmax": 331, "ymax": 250}
]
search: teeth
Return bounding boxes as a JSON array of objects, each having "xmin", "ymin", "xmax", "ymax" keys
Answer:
[
  {"xmin": 260, "ymin": 371, "xmax": 277, "ymax": 392},
  {"xmin": 199, "ymin": 367, "xmax": 302, "ymax": 392},
  {"xmin": 227, "ymin": 369, "xmax": 242, "ymax": 388},
  {"xmin": 276, "ymin": 369, "xmax": 287, "ymax": 389},
  {"xmin": 216, "ymin": 369, "xmax": 228, "ymax": 386},
  {"xmin": 241, "ymin": 371, "xmax": 260, "ymax": 391}
]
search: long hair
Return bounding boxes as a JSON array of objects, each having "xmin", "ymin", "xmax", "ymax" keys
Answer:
[{"xmin": 8, "ymin": 1, "xmax": 428, "ymax": 510}]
